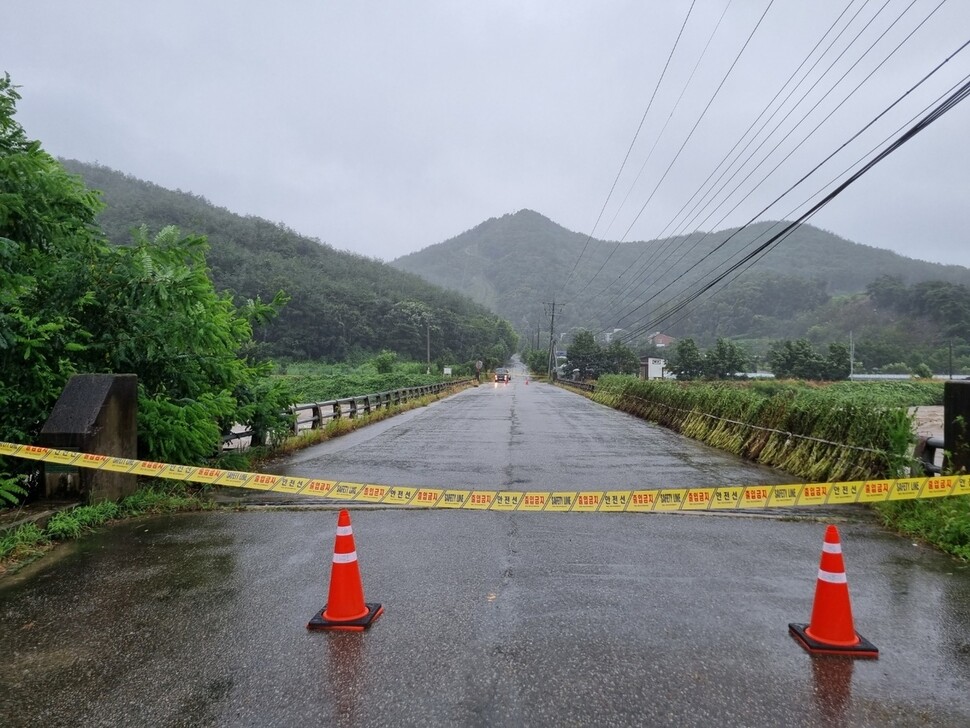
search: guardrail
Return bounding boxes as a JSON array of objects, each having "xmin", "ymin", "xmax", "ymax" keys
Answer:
[{"xmin": 224, "ymin": 380, "xmax": 473, "ymax": 448}]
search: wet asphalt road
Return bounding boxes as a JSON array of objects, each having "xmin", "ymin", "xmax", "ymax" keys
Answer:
[
  {"xmin": 259, "ymin": 375, "xmax": 799, "ymax": 496},
  {"xmin": 2, "ymin": 379, "xmax": 970, "ymax": 727}
]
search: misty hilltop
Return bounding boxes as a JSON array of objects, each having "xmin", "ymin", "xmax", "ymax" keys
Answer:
[{"xmin": 391, "ymin": 209, "xmax": 970, "ymax": 343}]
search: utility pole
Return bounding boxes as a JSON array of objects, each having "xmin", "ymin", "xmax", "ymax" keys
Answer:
[
  {"xmin": 543, "ymin": 300, "xmax": 564, "ymax": 379},
  {"xmin": 426, "ymin": 321, "xmax": 431, "ymax": 375},
  {"xmin": 849, "ymin": 330, "xmax": 854, "ymax": 379}
]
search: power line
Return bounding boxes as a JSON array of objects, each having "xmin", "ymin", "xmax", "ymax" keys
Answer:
[
  {"xmin": 615, "ymin": 73, "xmax": 970, "ymax": 344},
  {"xmin": 652, "ymin": 69, "xmax": 970, "ymax": 337},
  {"xmin": 565, "ymin": 0, "xmax": 775, "ymax": 304},
  {"xmin": 567, "ymin": 0, "xmax": 870, "ymax": 333},
  {"xmin": 556, "ymin": 0, "xmax": 698, "ymax": 297},
  {"xmin": 601, "ymin": 0, "xmax": 905, "ymax": 321},
  {"xmin": 607, "ymin": 2, "xmax": 954, "ymax": 334}
]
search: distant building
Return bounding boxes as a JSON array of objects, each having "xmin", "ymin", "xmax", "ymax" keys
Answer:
[
  {"xmin": 602, "ymin": 328, "xmax": 626, "ymax": 344},
  {"xmin": 647, "ymin": 332, "xmax": 675, "ymax": 348},
  {"xmin": 639, "ymin": 357, "xmax": 666, "ymax": 380}
]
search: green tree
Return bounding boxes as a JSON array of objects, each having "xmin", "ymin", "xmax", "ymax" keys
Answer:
[
  {"xmin": 866, "ymin": 275, "xmax": 908, "ymax": 311},
  {"xmin": 373, "ymin": 350, "xmax": 397, "ymax": 374},
  {"xmin": 565, "ymin": 329, "xmax": 602, "ymax": 379},
  {"xmin": 703, "ymin": 338, "xmax": 748, "ymax": 379},
  {"xmin": 0, "ymin": 74, "xmax": 105, "ymax": 502},
  {"xmin": 824, "ymin": 342, "xmax": 851, "ymax": 380},
  {"xmin": 671, "ymin": 338, "xmax": 704, "ymax": 380},
  {"xmin": 602, "ymin": 339, "xmax": 639, "ymax": 375},
  {"xmin": 767, "ymin": 339, "xmax": 827, "ymax": 379},
  {"xmin": 0, "ymin": 77, "xmax": 294, "ymax": 502},
  {"xmin": 525, "ymin": 348, "xmax": 548, "ymax": 375},
  {"xmin": 83, "ymin": 226, "xmax": 294, "ymax": 462}
]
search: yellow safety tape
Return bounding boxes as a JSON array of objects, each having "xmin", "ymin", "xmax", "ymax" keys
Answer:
[{"xmin": 3, "ymin": 441, "xmax": 969, "ymax": 513}]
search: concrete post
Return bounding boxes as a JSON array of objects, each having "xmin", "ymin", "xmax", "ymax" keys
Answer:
[{"xmin": 38, "ymin": 374, "xmax": 138, "ymax": 502}]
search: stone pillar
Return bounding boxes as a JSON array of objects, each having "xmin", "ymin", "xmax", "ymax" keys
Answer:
[
  {"xmin": 943, "ymin": 380, "xmax": 970, "ymax": 475},
  {"xmin": 38, "ymin": 374, "xmax": 138, "ymax": 502}
]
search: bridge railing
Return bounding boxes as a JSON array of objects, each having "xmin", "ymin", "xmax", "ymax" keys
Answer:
[{"xmin": 223, "ymin": 380, "xmax": 472, "ymax": 449}]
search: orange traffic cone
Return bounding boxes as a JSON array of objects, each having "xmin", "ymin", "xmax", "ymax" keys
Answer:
[
  {"xmin": 789, "ymin": 525, "xmax": 877, "ymax": 658},
  {"xmin": 307, "ymin": 509, "xmax": 383, "ymax": 632}
]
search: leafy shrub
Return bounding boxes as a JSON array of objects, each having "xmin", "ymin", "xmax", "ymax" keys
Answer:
[{"xmin": 374, "ymin": 350, "xmax": 397, "ymax": 374}]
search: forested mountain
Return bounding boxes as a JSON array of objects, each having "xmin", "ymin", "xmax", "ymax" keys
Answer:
[
  {"xmin": 392, "ymin": 209, "xmax": 970, "ymax": 351},
  {"xmin": 61, "ymin": 160, "xmax": 518, "ymax": 365}
]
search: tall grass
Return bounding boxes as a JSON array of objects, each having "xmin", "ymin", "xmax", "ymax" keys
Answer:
[
  {"xmin": 592, "ymin": 376, "xmax": 938, "ymax": 482},
  {"xmin": 589, "ymin": 375, "xmax": 970, "ymax": 560}
]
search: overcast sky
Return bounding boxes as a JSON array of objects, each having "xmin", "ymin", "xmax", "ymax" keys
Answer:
[{"xmin": 3, "ymin": 1, "xmax": 969, "ymax": 268}]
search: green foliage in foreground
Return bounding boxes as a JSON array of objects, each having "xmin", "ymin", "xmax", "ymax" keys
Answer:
[
  {"xmin": 0, "ymin": 484, "xmax": 209, "ymax": 566},
  {"xmin": 876, "ymin": 499, "xmax": 970, "ymax": 561},
  {"xmin": 0, "ymin": 77, "xmax": 295, "ymax": 504}
]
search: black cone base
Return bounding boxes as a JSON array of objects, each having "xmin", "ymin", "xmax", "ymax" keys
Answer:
[
  {"xmin": 789, "ymin": 623, "xmax": 878, "ymax": 659},
  {"xmin": 307, "ymin": 603, "xmax": 384, "ymax": 632}
]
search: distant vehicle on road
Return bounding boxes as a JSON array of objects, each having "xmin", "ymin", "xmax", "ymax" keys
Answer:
[{"xmin": 494, "ymin": 368, "xmax": 511, "ymax": 383}]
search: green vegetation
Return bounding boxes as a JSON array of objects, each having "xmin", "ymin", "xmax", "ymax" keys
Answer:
[
  {"xmin": 876, "ymin": 498, "xmax": 970, "ymax": 561},
  {"xmin": 60, "ymin": 159, "xmax": 520, "ymax": 366},
  {"xmin": 391, "ymin": 210, "xmax": 970, "ymax": 364},
  {"xmin": 591, "ymin": 376, "xmax": 942, "ymax": 482},
  {"xmin": 670, "ymin": 337, "xmax": 749, "ymax": 380},
  {"xmin": 0, "ymin": 76, "xmax": 294, "ymax": 503},
  {"xmin": 3, "ymin": 76, "xmax": 514, "ymax": 506},
  {"xmin": 0, "ymin": 483, "xmax": 209, "ymax": 571},
  {"xmin": 275, "ymin": 358, "xmax": 463, "ymax": 403},
  {"xmin": 561, "ymin": 330, "xmax": 639, "ymax": 379},
  {"xmin": 588, "ymin": 375, "xmax": 969, "ymax": 560}
]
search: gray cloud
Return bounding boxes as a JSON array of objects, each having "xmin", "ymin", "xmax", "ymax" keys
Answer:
[{"xmin": 3, "ymin": 0, "xmax": 968, "ymax": 267}]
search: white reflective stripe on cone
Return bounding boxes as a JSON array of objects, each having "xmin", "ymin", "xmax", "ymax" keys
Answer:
[
  {"xmin": 336, "ymin": 525, "xmax": 353, "ymax": 536},
  {"xmin": 822, "ymin": 542, "xmax": 842, "ymax": 554},
  {"xmin": 332, "ymin": 551, "xmax": 358, "ymax": 564},
  {"xmin": 817, "ymin": 569, "xmax": 848, "ymax": 584}
]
